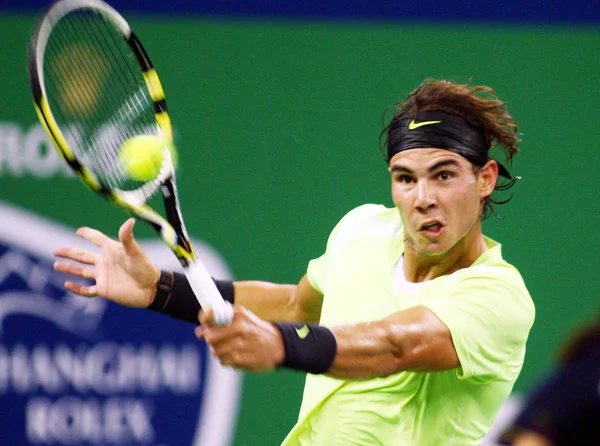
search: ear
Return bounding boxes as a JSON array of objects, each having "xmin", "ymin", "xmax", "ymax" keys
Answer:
[{"xmin": 479, "ymin": 160, "xmax": 498, "ymax": 198}]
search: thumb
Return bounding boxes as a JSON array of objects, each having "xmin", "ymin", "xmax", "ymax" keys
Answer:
[
  {"xmin": 119, "ymin": 218, "xmax": 143, "ymax": 256},
  {"xmin": 199, "ymin": 309, "xmax": 215, "ymax": 327}
]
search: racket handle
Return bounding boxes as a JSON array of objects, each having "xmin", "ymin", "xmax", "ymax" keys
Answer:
[{"xmin": 183, "ymin": 262, "xmax": 234, "ymax": 326}]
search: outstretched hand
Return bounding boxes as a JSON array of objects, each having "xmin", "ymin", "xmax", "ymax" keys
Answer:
[
  {"xmin": 196, "ymin": 305, "xmax": 285, "ymax": 373},
  {"xmin": 53, "ymin": 218, "xmax": 160, "ymax": 308}
]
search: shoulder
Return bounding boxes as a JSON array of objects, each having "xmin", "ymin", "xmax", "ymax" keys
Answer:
[
  {"xmin": 448, "ymin": 262, "xmax": 535, "ymax": 330},
  {"xmin": 453, "ymin": 238, "xmax": 531, "ymax": 298},
  {"xmin": 320, "ymin": 204, "xmax": 401, "ymax": 258},
  {"xmin": 453, "ymin": 256, "xmax": 533, "ymax": 301},
  {"xmin": 334, "ymin": 204, "xmax": 401, "ymax": 235}
]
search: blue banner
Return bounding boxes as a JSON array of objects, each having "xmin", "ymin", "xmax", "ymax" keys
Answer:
[
  {"xmin": 0, "ymin": 201, "xmax": 240, "ymax": 446},
  {"xmin": 3, "ymin": 0, "xmax": 599, "ymax": 23}
]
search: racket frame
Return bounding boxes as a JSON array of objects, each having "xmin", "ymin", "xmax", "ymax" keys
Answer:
[{"xmin": 28, "ymin": 0, "xmax": 233, "ymax": 325}]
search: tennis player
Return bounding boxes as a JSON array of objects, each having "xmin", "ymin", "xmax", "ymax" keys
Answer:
[{"xmin": 55, "ymin": 79, "xmax": 535, "ymax": 445}]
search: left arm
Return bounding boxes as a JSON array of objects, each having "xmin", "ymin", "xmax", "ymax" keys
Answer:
[
  {"xmin": 197, "ymin": 304, "xmax": 459, "ymax": 376},
  {"xmin": 328, "ymin": 305, "xmax": 459, "ymax": 378}
]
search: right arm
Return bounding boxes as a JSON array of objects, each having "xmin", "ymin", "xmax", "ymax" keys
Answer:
[
  {"xmin": 53, "ymin": 218, "xmax": 323, "ymax": 324},
  {"xmin": 233, "ymin": 276, "xmax": 323, "ymax": 323}
]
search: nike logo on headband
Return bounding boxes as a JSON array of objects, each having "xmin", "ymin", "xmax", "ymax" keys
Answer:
[{"xmin": 408, "ymin": 119, "xmax": 442, "ymax": 130}]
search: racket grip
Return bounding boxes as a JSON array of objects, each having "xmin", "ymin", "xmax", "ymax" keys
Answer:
[{"xmin": 183, "ymin": 262, "xmax": 234, "ymax": 326}]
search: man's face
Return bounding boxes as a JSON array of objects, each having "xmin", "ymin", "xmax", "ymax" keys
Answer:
[{"xmin": 388, "ymin": 148, "xmax": 495, "ymax": 256}]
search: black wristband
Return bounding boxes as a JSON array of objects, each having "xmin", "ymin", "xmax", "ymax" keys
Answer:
[
  {"xmin": 147, "ymin": 270, "xmax": 235, "ymax": 324},
  {"xmin": 148, "ymin": 270, "xmax": 174, "ymax": 311},
  {"xmin": 213, "ymin": 278, "xmax": 235, "ymax": 304},
  {"xmin": 273, "ymin": 323, "xmax": 337, "ymax": 374}
]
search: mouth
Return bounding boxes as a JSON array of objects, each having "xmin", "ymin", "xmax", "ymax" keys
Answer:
[{"xmin": 419, "ymin": 221, "xmax": 445, "ymax": 239}]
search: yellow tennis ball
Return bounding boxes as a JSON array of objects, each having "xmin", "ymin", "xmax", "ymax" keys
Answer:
[{"xmin": 118, "ymin": 135, "xmax": 176, "ymax": 181}]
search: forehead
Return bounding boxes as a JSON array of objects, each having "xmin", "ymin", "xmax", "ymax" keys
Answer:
[{"xmin": 388, "ymin": 148, "xmax": 469, "ymax": 170}]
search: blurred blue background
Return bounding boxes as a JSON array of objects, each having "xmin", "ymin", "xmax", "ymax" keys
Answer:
[{"xmin": 2, "ymin": 0, "xmax": 600, "ymax": 22}]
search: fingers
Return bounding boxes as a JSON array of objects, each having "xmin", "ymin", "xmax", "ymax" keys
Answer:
[
  {"xmin": 208, "ymin": 343, "xmax": 241, "ymax": 367},
  {"xmin": 64, "ymin": 280, "xmax": 98, "ymax": 297},
  {"xmin": 54, "ymin": 260, "xmax": 96, "ymax": 280},
  {"xmin": 199, "ymin": 309, "xmax": 215, "ymax": 326},
  {"xmin": 200, "ymin": 305, "xmax": 246, "ymax": 326},
  {"xmin": 53, "ymin": 247, "xmax": 96, "ymax": 265},
  {"xmin": 197, "ymin": 325, "xmax": 242, "ymax": 364},
  {"xmin": 119, "ymin": 218, "xmax": 143, "ymax": 257},
  {"xmin": 54, "ymin": 259, "xmax": 97, "ymax": 296},
  {"xmin": 194, "ymin": 326, "xmax": 206, "ymax": 340},
  {"xmin": 197, "ymin": 308, "xmax": 279, "ymax": 372},
  {"xmin": 198, "ymin": 309, "xmax": 238, "ymax": 347},
  {"xmin": 76, "ymin": 226, "xmax": 111, "ymax": 248}
]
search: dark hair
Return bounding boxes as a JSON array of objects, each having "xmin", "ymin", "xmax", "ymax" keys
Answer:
[{"xmin": 381, "ymin": 79, "xmax": 520, "ymax": 220}]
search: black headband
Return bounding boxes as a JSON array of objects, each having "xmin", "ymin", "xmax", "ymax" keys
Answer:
[{"xmin": 386, "ymin": 111, "xmax": 513, "ymax": 179}]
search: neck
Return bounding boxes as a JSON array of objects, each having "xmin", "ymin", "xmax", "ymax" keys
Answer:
[{"xmin": 402, "ymin": 223, "xmax": 488, "ymax": 282}]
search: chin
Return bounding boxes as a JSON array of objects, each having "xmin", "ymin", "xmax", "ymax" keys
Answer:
[
  {"xmin": 416, "ymin": 238, "xmax": 455, "ymax": 256},
  {"xmin": 420, "ymin": 245, "xmax": 451, "ymax": 256},
  {"xmin": 406, "ymin": 231, "xmax": 457, "ymax": 256}
]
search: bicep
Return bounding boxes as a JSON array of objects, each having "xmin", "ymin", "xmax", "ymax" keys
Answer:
[{"xmin": 292, "ymin": 274, "xmax": 324, "ymax": 323}]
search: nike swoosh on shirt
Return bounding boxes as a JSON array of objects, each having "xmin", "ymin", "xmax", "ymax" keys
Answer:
[
  {"xmin": 295, "ymin": 325, "xmax": 310, "ymax": 339},
  {"xmin": 408, "ymin": 119, "xmax": 442, "ymax": 130}
]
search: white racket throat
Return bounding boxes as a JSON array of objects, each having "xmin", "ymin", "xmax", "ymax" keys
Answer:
[{"xmin": 183, "ymin": 263, "xmax": 234, "ymax": 326}]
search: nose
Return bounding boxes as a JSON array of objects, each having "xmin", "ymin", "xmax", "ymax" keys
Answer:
[{"xmin": 414, "ymin": 180, "xmax": 436, "ymax": 211}]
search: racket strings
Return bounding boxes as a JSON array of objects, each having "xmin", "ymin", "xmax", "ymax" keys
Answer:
[
  {"xmin": 46, "ymin": 12, "xmax": 130, "ymax": 176},
  {"xmin": 45, "ymin": 20, "xmax": 95, "ymax": 147},
  {"xmin": 72, "ymin": 9, "xmax": 154, "ymax": 182},
  {"xmin": 46, "ymin": 14, "xmax": 110, "ymax": 138},
  {"xmin": 47, "ymin": 16, "xmax": 123, "ymax": 179},
  {"xmin": 73, "ymin": 11, "xmax": 143, "ymax": 183},
  {"xmin": 43, "ymin": 8, "xmax": 158, "ymax": 193},
  {"xmin": 89, "ymin": 13, "xmax": 150, "ymax": 126}
]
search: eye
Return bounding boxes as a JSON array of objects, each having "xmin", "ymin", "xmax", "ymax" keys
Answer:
[
  {"xmin": 395, "ymin": 174, "xmax": 414, "ymax": 184},
  {"xmin": 438, "ymin": 171, "xmax": 453, "ymax": 181}
]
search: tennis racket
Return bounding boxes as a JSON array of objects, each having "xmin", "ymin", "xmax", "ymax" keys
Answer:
[{"xmin": 28, "ymin": 0, "xmax": 233, "ymax": 325}]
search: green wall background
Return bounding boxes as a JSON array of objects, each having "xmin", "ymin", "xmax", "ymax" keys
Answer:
[{"xmin": 1, "ymin": 14, "xmax": 598, "ymax": 445}]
